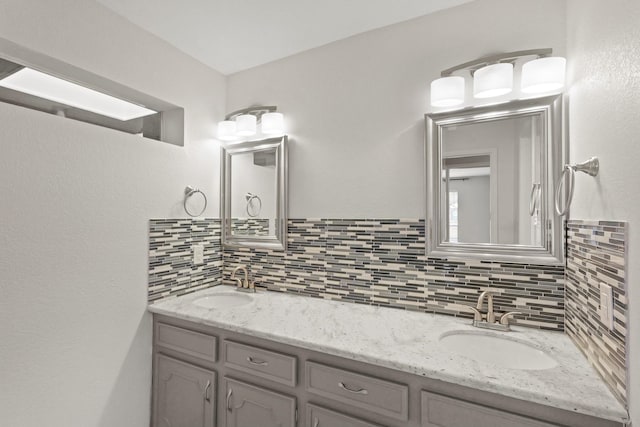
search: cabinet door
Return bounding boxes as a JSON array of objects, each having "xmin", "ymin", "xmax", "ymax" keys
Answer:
[
  {"xmin": 224, "ymin": 377, "xmax": 296, "ymax": 427},
  {"xmin": 154, "ymin": 354, "xmax": 216, "ymax": 427}
]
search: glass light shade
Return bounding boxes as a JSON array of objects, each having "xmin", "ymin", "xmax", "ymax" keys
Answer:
[
  {"xmin": 261, "ymin": 112, "xmax": 284, "ymax": 134},
  {"xmin": 473, "ymin": 63, "xmax": 513, "ymax": 99},
  {"xmin": 430, "ymin": 76, "xmax": 465, "ymax": 107},
  {"xmin": 236, "ymin": 114, "xmax": 257, "ymax": 136},
  {"xmin": 0, "ymin": 67, "xmax": 156, "ymax": 121},
  {"xmin": 521, "ymin": 57, "xmax": 566, "ymax": 94},
  {"xmin": 217, "ymin": 120, "xmax": 237, "ymax": 141}
]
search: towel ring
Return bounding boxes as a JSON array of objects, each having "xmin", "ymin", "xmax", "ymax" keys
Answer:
[
  {"xmin": 184, "ymin": 186, "xmax": 207, "ymax": 217},
  {"xmin": 245, "ymin": 193, "xmax": 262, "ymax": 218},
  {"xmin": 554, "ymin": 157, "xmax": 599, "ymax": 216}
]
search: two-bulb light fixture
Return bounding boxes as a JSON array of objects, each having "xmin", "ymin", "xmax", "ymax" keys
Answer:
[
  {"xmin": 430, "ymin": 48, "xmax": 566, "ymax": 109},
  {"xmin": 217, "ymin": 106, "xmax": 285, "ymax": 143}
]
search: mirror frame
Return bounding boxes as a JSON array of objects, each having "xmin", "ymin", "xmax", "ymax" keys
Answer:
[
  {"xmin": 221, "ymin": 135, "xmax": 288, "ymax": 250},
  {"xmin": 425, "ymin": 95, "xmax": 565, "ymax": 265}
]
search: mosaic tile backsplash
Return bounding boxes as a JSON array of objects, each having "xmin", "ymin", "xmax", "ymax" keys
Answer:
[
  {"xmin": 148, "ymin": 219, "xmax": 222, "ymax": 302},
  {"xmin": 565, "ymin": 220, "xmax": 628, "ymax": 405},
  {"xmin": 221, "ymin": 219, "xmax": 566, "ymax": 330},
  {"xmin": 148, "ymin": 218, "xmax": 565, "ymax": 329}
]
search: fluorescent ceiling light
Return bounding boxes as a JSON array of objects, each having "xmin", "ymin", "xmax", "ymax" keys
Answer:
[{"xmin": 0, "ymin": 67, "xmax": 156, "ymax": 121}]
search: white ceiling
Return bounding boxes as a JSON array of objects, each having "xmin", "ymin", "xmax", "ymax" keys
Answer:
[{"xmin": 97, "ymin": 0, "xmax": 474, "ymax": 75}]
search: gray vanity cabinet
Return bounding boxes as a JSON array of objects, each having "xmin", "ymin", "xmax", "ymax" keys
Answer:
[
  {"xmin": 224, "ymin": 377, "xmax": 296, "ymax": 427},
  {"xmin": 154, "ymin": 354, "xmax": 216, "ymax": 427},
  {"xmin": 152, "ymin": 314, "xmax": 624, "ymax": 427}
]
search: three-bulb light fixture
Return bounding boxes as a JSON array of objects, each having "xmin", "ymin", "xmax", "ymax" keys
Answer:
[
  {"xmin": 430, "ymin": 49, "xmax": 566, "ymax": 108},
  {"xmin": 217, "ymin": 106, "xmax": 285, "ymax": 142}
]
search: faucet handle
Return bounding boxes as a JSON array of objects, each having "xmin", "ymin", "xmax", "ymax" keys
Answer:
[
  {"xmin": 464, "ymin": 305, "xmax": 484, "ymax": 322},
  {"xmin": 499, "ymin": 311, "xmax": 522, "ymax": 326},
  {"xmin": 249, "ymin": 279, "xmax": 260, "ymax": 289}
]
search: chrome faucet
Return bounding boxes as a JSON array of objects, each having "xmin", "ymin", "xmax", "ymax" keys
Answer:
[
  {"xmin": 467, "ymin": 290, "xmax": 521, "ymax": 331},
  {"xmin": 230, "ymin": 266, "xmax": 257, "ymax": 293}
]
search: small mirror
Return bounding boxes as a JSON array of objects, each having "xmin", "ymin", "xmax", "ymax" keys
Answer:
[
  {"xmin": 426, "ymin": 95, "xmax": 564, "ymax": 264},
  {"xmin": 221, "ymin": 136, "xmax": 288, "ymax": 250}
]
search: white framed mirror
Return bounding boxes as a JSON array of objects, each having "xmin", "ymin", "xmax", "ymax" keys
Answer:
[
  {"xmin": 221, "ymin": 136, "xmax": 288, "ymax": 250},
  {"xmin": 425, "ymin": 95, "xmax": 565, "ymax": 264}
]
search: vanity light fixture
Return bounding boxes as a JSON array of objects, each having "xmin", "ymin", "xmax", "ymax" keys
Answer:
[
  {"xmin": 217, "ymin": 106, "xmax": 285, "ymax": 142},
  {"xmin": 430, "ymin": 76, "xmax": 465, "ymax": 107},
  {"xmin": 260, "ymin": 112, "xmax": 284, "ymax": 135},
  {"xmin": 521, "ymin": 57, "xmax": 566, "ymax": 94},
  {"xmin": 217, "ymin": 120, "xmax": 237, "ymax": 141},
  {"xmin": 429, "ymin": 48, "xmax": 566, "ymax": 108},
  {"xmin": 473, "ymin": 63, "xmax": 513, "ymax": 99},
  {"xmin": 0, "ymin": 67, "xmax": 157, "ymax": 121},
  {"xmin": 236, "ymin": 114, "xmax": 257, "ymax": 136}
]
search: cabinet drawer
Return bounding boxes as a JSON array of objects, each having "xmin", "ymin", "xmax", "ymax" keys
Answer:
[
  {"xmin": 156, "ymin": 322, "xmax": 217, "ymax": 362},
  {"xmin": 224, "ymin": 340, "xmax": 297, "ymax": 386},
  {"xmin": 305, "ymin": 361, "xmax": 408, "ymax": 421},
  {"xmin": 306, "ymin": 403, "xmax": 384, "ymax": 427},
  {"xmin": 421, "ymin": 391, "xmax": 561, "ymax": 427}
]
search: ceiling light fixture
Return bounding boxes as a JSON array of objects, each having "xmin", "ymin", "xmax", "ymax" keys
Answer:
[
  {"xmin": 0, "ymin": 67, "xmax": 157, "ymax": 121},
  {"xmin": 217, "ymin": 106, "xmax": 285, "ymax": 142},
  {"xmin": 429, "ymin": 48, "xmax": 566, "ymax": 108}
]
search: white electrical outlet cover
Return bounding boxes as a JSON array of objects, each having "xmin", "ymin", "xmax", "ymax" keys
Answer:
[
  {"xmin": 599, "ymin": 282, "xmax": 614, "ymax": 330},
  {"xmin": 193, "ymin": 244, "xmax": 204, "ymax": 265}
]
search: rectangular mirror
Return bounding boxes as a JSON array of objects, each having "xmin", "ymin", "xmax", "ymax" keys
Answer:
[
  {"xmin": 221, "ymin": 136, "xmax": 288, "ymax": 250},
  {"xmin": 425, "ymin": 95, "xmax": 564, "ymax": 264}
]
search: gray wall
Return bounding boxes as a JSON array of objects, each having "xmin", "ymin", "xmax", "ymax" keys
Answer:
[
  {"xmin": 226, "ymin": 0, "xmax": 567, "ymax": 219},
  {"xmin": 0, "ymin": 1, "xmax": 225, "ymax": 426},
  {"xmin": 566, "ymin": 0, "xmax": 640, "ymax": 423}
]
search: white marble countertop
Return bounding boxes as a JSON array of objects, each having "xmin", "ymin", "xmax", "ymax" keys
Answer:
[{"xmin": 148, "ymin": 286, "xmax": 628, "ymax": 423}]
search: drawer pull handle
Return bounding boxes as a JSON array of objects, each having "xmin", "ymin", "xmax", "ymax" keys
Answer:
[
  {"xmin": 313, "ymin": 417, "xmax": 319, "ymax": 427},
  {"xmin": 247, "ymin": 356, "xmax": 268, "ymax": 366},
  {"xmin": 338, "ymin": 381, "xmax": 368, "ymax": 395},
  {"xmin": 226, "ymin": 388, "xmax": 233, "ymax": 412},
  {"xmin": 204, "ymin": 380, "xmax": 211, "ymax": 403}
]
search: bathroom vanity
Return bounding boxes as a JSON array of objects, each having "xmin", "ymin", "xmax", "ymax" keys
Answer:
[{"xmin": 148, "ymin": 287, "xmax": 627, "ymax": 427}]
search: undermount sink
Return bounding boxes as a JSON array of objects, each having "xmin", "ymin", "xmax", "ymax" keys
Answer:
[
  {"xmin": 439, "ymin": 330, "xmax": 558, "ymax": 370},
  {"xmin": 193, "ymin": 290, "xmax": 254, "ymax": 309}
]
